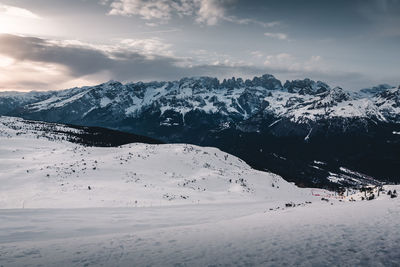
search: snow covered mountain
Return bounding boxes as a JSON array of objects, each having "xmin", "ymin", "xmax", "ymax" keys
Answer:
[
  {"xmin": 1, "ymin": 75, "xmax": 399, "ymax": 142},
  {"xmin": 2, "ymin": 75, "xmax": 398, "ymax": 126},
  {"xmin": 1, "ymin": 74, "xmax": 400, "ymax": 187},
  {"xmin": 0, "ymin": 116, "xmax": 309, "ymax": 209}
]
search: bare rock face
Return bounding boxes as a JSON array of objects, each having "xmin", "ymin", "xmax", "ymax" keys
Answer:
[{"xmin": 284, "ymin": 79, "xmax": 330, "ymax": 95}]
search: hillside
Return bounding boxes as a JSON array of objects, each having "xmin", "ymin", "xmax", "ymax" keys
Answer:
[{"xmin": 0, "ymin": 116, "xmax": 309, "ymax": 209}]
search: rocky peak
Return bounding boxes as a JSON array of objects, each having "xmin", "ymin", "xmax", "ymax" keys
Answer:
[
  {"xmin": 249, "ymin": 74, "xmax": 282, "ymax": 90},
  {"xmin": 309, "ymin": 87, "xmax": 351, "ymax": 110},
  {"xmin": 97, "ymin": 80, "xmax": 123, "ymax": 90},
  {"xmin": 360, "ymin": 84, "xmax": 393, "ymax": 96},
  {"xmin": 284, "ymin": 79, "xmax": 330, "ymax": 95},
  {"xmin": 179, "ymin": 77, "xmax": 219, "ymax": 90},
  {"xmin": 86, "ymin": 80, "xmax": 125, "ymax": 101},
  {"xmin": 221, "ymin": 77, "xmax": 243, "ymax": 89},
  {"xmin": 376, "ymin": 87, "xmax": 400, "ymax": 106},
  {"xmin": 324, "ymin": 87, "xmax": 351, "ymax": 102}
]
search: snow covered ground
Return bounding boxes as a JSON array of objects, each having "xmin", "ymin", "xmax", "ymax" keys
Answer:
[
  {"xmin": 0, "ymin": 116, "xmax": 399, "ymax": 266},
  {"xmin": 0, "ymin": 116, "xmax": 310, "ymax": 209},
  {"xmin": 1, "ymin": 197, "xmax": 399, "ymax": 266}
]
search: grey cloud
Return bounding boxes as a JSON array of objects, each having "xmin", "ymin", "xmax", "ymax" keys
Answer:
[
  {"xmin": 0, "ymin": 34, "xmax": 262, "ymax": 82},
  {"xmin": 107, "ymin": 0, "xmax": 273, "ymax": 27},
  {"xmin": 356, "ymin": 0, "xmax": 400, "ymax": 37},
  {"xmin": 0, "ymin": 34, "xmax": 112, "ymax": 76},
  {"xmin": 0, "ymin": 34, "xmax": 372, "ymax": 90},
  {"xmin": 0, "ymin": 34, "xmax": 188, "ymax": 81}
]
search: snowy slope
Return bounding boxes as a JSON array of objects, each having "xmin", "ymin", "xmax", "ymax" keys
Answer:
[
  {"xmin": 0, "ymin": 90, "xmax": 56, "ymax": 115},
  {"xmin": 263, "ymin": 87, "xmax": 387, "ymax": 123},
  {"xmin": 0, "ymin": 116, "xmax": 311, "ymax": 209},
  {"xmin": 373, "ymin": 87, "xmax": 400, "ymax": 121}
]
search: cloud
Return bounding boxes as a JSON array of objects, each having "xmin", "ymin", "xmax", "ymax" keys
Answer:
[
  {"xmin": 264, "ymin": 32, "xmax": 288, "ymax": 40},
  {"xmin": 108, "ymin": 0, "xmax": 175, "ymax": 21},
  {"xmin": 0, "ymin": 34, "xmax": 254, "ymax": 90},
  {"xmin": 0, "ymin": 55, "xmax": 14, "ymax": 67},
  {"xmin": 357, "ymin": 0, "xmax": 400, "ymax": 37},
  {"xmin": 0, "ymin": 4, "xmax": 40, "ymax": 19},
  {"xmin": 0, "ymin": 34, "xmax": 184, "ymax": 90},
  {"xmin": 250, "ymin": 51, "xmax": 264, "ymax": 59},
  {"xmin": 260, "ymin": 53, "xmax": 372, "ymax": 89},
  {"xmin": 264, "ymin": 53, "xmax": 324, "ymax": 72},
  {"xmin": 195, "ymin": 0, "xmax": 231, "ymax": 25},
  {"xmin": 99, "ymin": 0, "xmax": 111, "ymax": 5},
  {"xmin": 0, "ymin": 4, "xmax": 42, "ymax": 34},
  {"xmin": 107, "ymin": 0, "xmax": 277, "ymax": 27},
  {"xmin": 0, "ymin": 34, "xmax": 372, "ymax": 91},
  {"xmin": 118, "ymin": 38, "xmax": 174, "ymax": 56},
  {"xmin": 227, "ymin": 18, "xmax": 279, "ymax": 28},
  {"xmin": 107, "ymin": 0, "xmax": 228, "ymax": 25},
  {"xmin": 0, "ymin": 34, "xmax": 258, "ymax": 91},
  {"xmin": 195, "ymin": 0, "xmax": 279, "ymax": 27},
  {"xmin": 0, "ymin": 34, "xmax": 113, "ymax": 77}
]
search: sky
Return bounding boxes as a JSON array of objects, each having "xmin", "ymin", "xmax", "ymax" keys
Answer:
[{"xmin": 0, "ymin": 0, "xmax": 399, "ymax": 91}]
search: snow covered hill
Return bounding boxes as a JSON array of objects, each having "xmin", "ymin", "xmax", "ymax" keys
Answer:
[{"xmin": 0, "ymin": 116, "xmax": 310, "ymax": 209}]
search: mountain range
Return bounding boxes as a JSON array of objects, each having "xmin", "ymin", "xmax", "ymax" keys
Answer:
[{"xmin": 1, "ymin": 74, "xmax": 399, "ymax": 188}]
